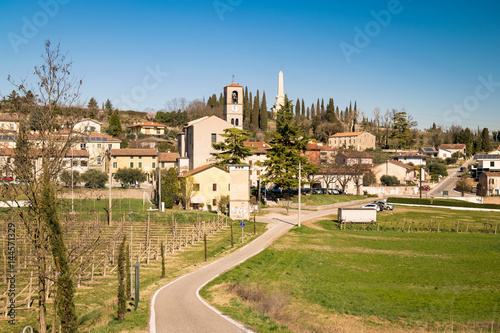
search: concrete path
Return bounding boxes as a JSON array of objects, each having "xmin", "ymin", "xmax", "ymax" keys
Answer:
[{"xmin": 150, "ymin": 200, "xmax": 370, "ymax": 332}]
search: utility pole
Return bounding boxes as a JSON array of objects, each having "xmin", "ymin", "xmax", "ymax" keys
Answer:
[
  {"xmin": 419, "ymin": 166, "xmax": 423, "ymax": 199},
  {"xmin": 108, "ymin": 149, "xmax": 112, "ymax": 225},
  {"xmin": 298, "ymin": 161, "xmax": 302, "ymax": 227}
]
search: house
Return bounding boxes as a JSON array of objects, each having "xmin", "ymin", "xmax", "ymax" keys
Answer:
[
  {"xmin": 79, "ymin": 132, "xmax": 121, "ymax": 169},
  {"xmin": 472, "ymin": 154, "xmax": 500, "ymax": 180},
  {"xmin": 61, "ymin": 149, "xmax": 90, "ymax": 177},
  {"xmin": 303, "ymin": 143, "xmax": 337, "ymax": 166},
  {"xmin": 311, "ymin": 167, "xmax": 366, "ymax": 195},
  {"xmin": 128, "ymin": 121, "xmax": 168, "ymax": 136},
  {"xmin": 0, "ymin": 148, "xmax": 15, "ymax": 178},
  {"xmin": 370, "ymin": 160, "xmax": 419, "ymax": 185},
  {"xmin": 242, "ymin": 141, "xmax": 270, "ymax": 187},
  {"xmin": 0, "ymin": 113, "xmax": 19, "ymax": 133},
  {"xmin": 478, "ymin": 172, "xmax": 500, "ymax": 196},
  {"xmin": 177, "ymin": 116, "xmax": 233, "ymax": 171},
  {"xmin": 0, "ymin": 134, "xmax": 16, "ymax": 148},
  {"xmin": 336, "ymin": 151, "xmax": 374, "ymax": 166},
  {"xmin": 178, "ymin": 164, "xmax": 230, "ymax": 211},
  {"xmin": 489, "ymin": 145, "xmax": 500, "ymax": 155},
  {"xmin": 133, "ymin": 137, "xmax": 169, "ymax": 149},
  {"xmin": 391, "ymin": 152, "xmax": 426, "ymax": 166},
  {"xmin": 328, "ymin": 131, "xmax": 375, "ymax": 150},
  {"xmin": 419, "ymin": 147, "xmax": 438, "ymax": 158},
  {"xmin": 438, "ymin": 144, "xmax": 466, "ymax": 158},
  {"xmin": 109, "ymin": 148, "xmax": 158, "ymax": 182},
  {"xmin": 159, "ymin": 152, "xmax": 180, "ymax": 170},
  {"xmin": 73, "ymin": 118, "xmax": 102, "ymax": 133}
]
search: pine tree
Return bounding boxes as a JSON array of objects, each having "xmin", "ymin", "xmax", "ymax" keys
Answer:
[
  {"xmin": 260, "ymin": 91, "xmax": 268, "ymax": 131},
  {"xmin": 212, "ymin": 128, "xmax": 254, "ymax": 166},
  {"xmin": 108, "ymin": 113, "xmax": 122, "ymax": 136},
  {"xmin": 87, "ymin": 97, "xmax": 98, "ymax": 119},
  {"xmin": 263, "ymin": 96, "xmax": 316, "ymax": 192}
]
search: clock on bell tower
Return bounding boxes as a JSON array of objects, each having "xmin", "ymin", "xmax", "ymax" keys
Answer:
[{"xmin": 223, "ymin": 82, "xmax": 243, "ymax": 129}]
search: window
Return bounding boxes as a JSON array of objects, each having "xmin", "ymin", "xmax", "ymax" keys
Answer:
[
  {"xmin": 130, "ymin": 156, "xmax": 134, "ymax": 159},
  {"xmin": 235, "ymin": 119, "xmax": 239, "ymax": 126},
  {"xmin": 138, "ymin": 162, "xmax": 142, "ymax": 168},
  {"xmin": 211, "ymin": 133, "xmax": 217, "ymax": 143},
  {"xmin": 213, "ymin": 199, "xmax": 217, "ymax": 206},
  {"xmin": 80, "ymin": 143, "xmax": 86, "ymax": 150},
  {"xmin": 152, "ymin": 162, "xmax": 156, "ymax": 168},
  {"xmin": 97, "ymin": 156, "xmax": 102, "ymax": 165},
  {"xmin": 194, "ymin": 183, "xmax": 200, "ymax": 191},
  {"xmin": 97, "ymin": 143, "xmax": 101, "ymax": 148},
  {"xmin": 113, "ymin": 156, "xmax": 116, "ymax": 159},
  {"xmin": 213, "ymin": 183, "xmax": 217, "ymax": 191},
  {"xmin": 162, "ymin": 162, "xmax": 165, "ymax": 168},
  {"xmin": 231, "ymin": 119, "xmax": 234, "ymax": 125},
  {"xmin": 113, "ymin": 162, "xmax": 117, "ymax": 168},
  {"xmin": 249, "ymin": 160, "xmax": 253, "ymax": 165},
  {"xmin": 257, "ymin": 170, "xmax": 260, "ymax": 176},
  {"xmin": 73, "ymin": 160, "xmax": 78, "ymax": 167},
  {"xmin": 491, "ymin": 161, "xmax": 495, "ymax": 167},
  {"xmin": 81, "ymin": 160, "xmax": 88, "ymax": 167},
  {"xmin": 130, "ymin": 162, "xmax": 134, "ymax": 168},
  {"xmin": 139, "ymin": 156, "xmax": 142, "ymax": 159},
  {"xmin": 152, "ymin": 156, "xmax": 156, "ymax": 159}
]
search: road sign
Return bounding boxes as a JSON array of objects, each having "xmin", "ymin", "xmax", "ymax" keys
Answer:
[
  {"xmin": 240, "ymin": 222, "xmax": 245, "ymax": 227},
  {"xmin": 443, "ymin": 190, "xmax": 448, "ymax": 196}
]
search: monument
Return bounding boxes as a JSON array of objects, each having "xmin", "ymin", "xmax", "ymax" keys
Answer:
[{"xmin": 271, "ymin": 71, "xmax": 285, "ymax": 117}]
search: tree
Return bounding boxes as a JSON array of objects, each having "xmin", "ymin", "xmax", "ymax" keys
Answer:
[
  {"xmin": 380, "ymin": 175, "xmax": 399, "ymax": 186},
  {"xmin": 87, "ymin": 97, "xmax": 98, "ymax": 119},
  {"xmin": 81, "ymin": 169, "xmax": 108, "ymax": 188},
  {"xmin": 114, "ymin": 168, "xmax": 146, "ymax": 187},
  {"xmin": 260, "ymin": 91, "xmax": 268, "ymax": 131},
  {"xmin": 108, "ymin": 112, "xmax": 122, "ymax": 136},
  {"xmin": 295, "ymin": 98, "xmax": 301, "ymax": 118},
  {"xmin": 179, "ymin": 176, "xmax": 195, "ymax": 209},
  {"xmin": 363, "ymin": 170, "xmax": 376, "ymax": 186},
  {"xmin": 162, "ymin": 168, "xmax": 180, "ymax": 209},
  {"xmin": 5, "ymin": 41, "xmax": 84, "ymax": 333},
  {"xmin": 391, "ymin": 110, "xmax": 412, "ymax": 149},
  {"xmin": 212, "ymin": 128, "xmax": 254, "ymax": 166},
  {"xmin": 481, "ymin": 128, "xmax": 492, "ymax": 152},
  {"xmin": 456, "ymin": 171, "xmax": 472, "ymax": 196},
  {"xmin": 117, "ymin": 235, "xmax": 127, "ymax": 320},
  {"xmin": 263, "ymin": 96, "xmax": 316, "ymax": 193},
  {"xmin": 251, "ymin": 94, "xmax": 259, "ymax": 131},
  {"xmin": 104, "ymin": 99, "xmax": 113, "ymax": 114},
  {"xmin": 60, "ymin": 170, "xmax": 80, "ymax": 187}
]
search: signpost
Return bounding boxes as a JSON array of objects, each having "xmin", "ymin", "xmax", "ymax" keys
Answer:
[{"xmin": 240, "ymin": 221, "xmax": 245, "ymax": 243}]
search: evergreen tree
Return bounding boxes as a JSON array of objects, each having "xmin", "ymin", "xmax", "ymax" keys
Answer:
[
  {"xmin": 301, "ymin": 99, "xmax": 305, "ymax": 118},
  {"xmin": 117, "ymin": 235, "xmax": 127, "ymax": 320},
  {"xmin": 325, "ymin": 98, "xmax": 336, "ymax": 123},
  {"xmin": 311, "ymin": 103, "xmax": 315, "ymax": 119},
  {"xmin": 260, "ymin": 91, "xmax": 268, "ymax": 131},
  {"xmin": 108, "ymin": 112, "xmax": 122, "ymax": 136},
  {"xmin": 306, "ymin": 107, "xmax": 310, "ymax": 119},
  {"xmin": 295, "ymin": 98, "xmax": 301, "ymax": 117},
  {"xmin": 218, "ymin": 92, "xmax": 224, "ymax": 106},
  {"xmin": 251, "ymin": 95, "xmax": 259, "ymax": 131},
  {"xmin": 316, "ymin": 99, "xmax": 320, "ymax": 118},
  {"xmin": 481, "ymin": 128, "xmax": 491, "ymax": 152},
  {"xmin": 321, "ymin": 99, "xmax": 325, "ymax": 118},
  {"xmin": 243, "ymin": 87, "xmax": 250, "ymax": 130},
  {"xmin": 162, "ymin": 168, "xmax": 180, "ymax": 209},
  {"xmin": 104, "ymin": 99, "xmax": 113, "ymax": 115},
  {"xmin": 125, "ymin": 242, "xmax": 131, "ymax": 300},
  {"xmin": 391, "ymin": 111, "xmax": 411, "ymax": 149},
  {"xmin": 212, "ymin": 128, "xmax": 254, "ymax": 166},
  {"xmin": 335, "ymin": 106, "xmax": 340, "ymax": 120},
  {"xmin": 87, "ymin": 97, "xmax": 98, "ymax": 119}
]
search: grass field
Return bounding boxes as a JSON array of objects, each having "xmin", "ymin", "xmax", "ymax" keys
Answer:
[
  {"xmin": 291, "ymin": 194, "xmax": 368, "ymax": 206},
  {"xmin": 0, "ymin": 199, "xmax": 268, "ymax": 332},
  {"xmin": 201, "ymin": 208, "xmax": 500, "ymax": 332}
]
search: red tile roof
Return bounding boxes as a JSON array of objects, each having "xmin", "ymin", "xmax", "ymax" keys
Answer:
[
  {"xmin": 226, "ymin": 83, "xmax": 243, "ymax": 87},
  {"xmin": 306, "ymin": 143, "xmax": 337, "ymax": 151},
  {"xmin": 128, "ymin": 121, "xmax": 167, "ymax": 128},
  {"xmin": 440, "ymin": 144, "xmax": 465, "ymax": 150},
  {"xmin": 392, "ymin": 152, "xmax": 426, "ymax": 158},
  {"xmin": 179, "ymin": 164, "xmax": 227, "ymax": 178},
  {"xmin": 483, "ymin": 172, "xmax": 500, "ymax": 177},
  {"xmin": 159, "ymin": 152, "xmax": 180, "ymax": 162},
  {"xmin": 338, "ymin": 151, "xmax": 374, "ymax": 159},
  {"xmin": 389, "ymin": 160, "xmax": 418, "ymax": 169},
  {"xmin": 67, "ymin": 149, "xmax": 89, "ymax": 157},
  {"xmin": 329, "ymin": 131, "xmax": 367, "ymax": 138}
]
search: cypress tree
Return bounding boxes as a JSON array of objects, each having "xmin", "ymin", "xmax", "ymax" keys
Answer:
[
  {"xmin": 251, "ymin": 95, "xmax": 259, "ymax": 131},
  {"xmin": 218, "ymin": 92, "xmax": 224, "ymax": 106},
  {"xmin": 316, "ymin": 99, "xmax": 320, "ymax": 118},
  {"xmin": 243, "ymin": 87, "xmax": 250, "ymax": 130},
  {"xmin": 260, "ymin": 91, "xmax": 268, "ymax": 131},
  {"xmin": 336, "ymin": 106, "xmax": 340, "ymax": 120},
  {"xmin": 295, "ymin": 98, "xmax": 300, "ymax": 117},
  {"xmin": 306, "ymin": 106, "xmax": 310, "ymax": 119},
  {"xmin": 301, "ymin": 99, "xmax": 305, "ymax": 118},
  {"xmin": 126, "ymin": 243, "xmax": 131, "ymax": 300},
  {"xmin": 311, "ymin": 103, "xmax": 315, "ymax": 119},
  {"xmin": 161, "ymin": 240, "xmax": 165, "ymax": 278},
  {"xmin": 481, "ymin": 128, "xmax": 491, "ymax": 152},
  {"xmin": 117, "ymin": 235, "xmax": 127, "ymax": 320},
  {"xmin": 321, "ymin": 99, "xmax": 325, "ymax": 118}
]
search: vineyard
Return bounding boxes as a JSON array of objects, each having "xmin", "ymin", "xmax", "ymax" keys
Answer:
[{"xmin": 0, "ymin": 198, "xmax": 239, "ymax": 331}]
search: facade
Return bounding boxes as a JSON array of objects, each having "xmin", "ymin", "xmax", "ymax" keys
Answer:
[
  {"xmin": 391, "ymin": 152, "xmax": 426, "ymax": 166},
  {"xmin": 438, "ymin": 148, "xmax": 452, "ymax": 159},
  {"xmin": 478, "ymin": 172, "xmax": 500, "ymax": 196},
  {"xmin": 109, "ymin": 148, "xmax": 158, "ymax": 182},
  {"xmin": 73, "ymin": 119, "xmax": 102, "ymax": 133},
  {"xmin": 128, "ymin": 121, "xmax": 168, "ymax": 136},
  {"xmin": 328, "ymin": 131, "xmax": 375, "ymax": 150},
  {"xmin": 370, "ymin": 160, "xmax": 419, "ymax": 185},
  {"xmin": 160, "ymin": 152, "xmax": 180, "ymax": 170},
  {"xmin": 0, "ymin": 113, "xmax": 19, "ymax": 133},
  {"xmin": 303, "ymin": 143, "xmax": 338, "ymax": 166},
  {"xmin": 179, "ymin": 164, "xmax": 230, "ymax": 211},
  {"xmin": 60, "ymin": 149, "xmax": 90, "ymax": 177},
  {"xmin": 223, "ymin": 83, "xmax": 244, "ymax": 129},
  {"xmin": 229, "ymin": 165, "xmax": 250, "ymax": 220},
  {"xmin": 336, "ymin": 151, "xmax": 374, "ymax": 166},
  {"xmin": 473, "ymin": 154, "xmax": 500, "ymax": 180},
  {"xmin": 134, "ymin": 137, "xmax": 169, "ymax": 149},
  {"xmin": 439, "ymin": 144, "xmax": 466, "ymax": 156},
  {"xmin": 79, "ymin": 132, "xmax": 121, "ymax": 170},
  {"xmin": 242, "ymin": 141, "xmax": 270, "ymax": 187},
  {"xmin": 177, "ymin": 116, "xmax": 232, "ymax": 171}
]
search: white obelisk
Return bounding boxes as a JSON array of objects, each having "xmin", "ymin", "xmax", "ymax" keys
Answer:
[{"xmin": 272, "ymin": 71, "xmax": 285, "ymax": 116}]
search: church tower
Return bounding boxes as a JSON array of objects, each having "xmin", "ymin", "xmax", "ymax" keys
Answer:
[{"xmin": 223, "ymin": 82, "xmax": 244, "ymax": 129}]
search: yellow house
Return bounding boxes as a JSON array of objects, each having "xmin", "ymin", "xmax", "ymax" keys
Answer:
[
  {"xmin": 128, "ymin": 121, "xmax": 168, "ymax": 136},
  {"xmin": 179, "ymin": 164, "xmax": 230, "ymax": 211},
  {"xmin": 109, "ymin": 148, "xmax": 158, "ymax": 182}
]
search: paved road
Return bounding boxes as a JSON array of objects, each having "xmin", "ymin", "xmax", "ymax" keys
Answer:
[
  {"xmin": 150, "ymin": 199, "xmax": 373, "ymax": 333},
  {"xmin": 428, "ymin": 158, "xmax": 475, "ymax": 198}
]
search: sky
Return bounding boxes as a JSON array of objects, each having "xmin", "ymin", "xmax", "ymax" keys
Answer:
[{"xmin": 1, "ymin": 0, "xmax": 499, "ymax": 130}]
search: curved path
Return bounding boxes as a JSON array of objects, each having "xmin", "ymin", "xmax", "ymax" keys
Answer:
[{"xmin": 150, "ymin": 200, "xmax": 373, "ymax": 332}]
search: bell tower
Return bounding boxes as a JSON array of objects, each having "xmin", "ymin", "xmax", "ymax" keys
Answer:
[{"xmin": 223, "ymin": 82, "xmax": 244, "ymax": 129}]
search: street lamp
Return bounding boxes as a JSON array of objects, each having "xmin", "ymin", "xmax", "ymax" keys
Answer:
[{"xmin": 128, "ymin": 209, "xmax": 134, "ymax": 298}]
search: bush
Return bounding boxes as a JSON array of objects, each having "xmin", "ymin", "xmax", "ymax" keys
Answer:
[
  {"xmin": 387, "ymin": 197, "xmax": 500, "ymax": 209},
  {"xmin": 380, "ymin": 175, "xmax": 399, "ymax": 186},
  {"xmin": 114, "ymin": 168, "xmax": 146, "ymax": 187},
  {"xmin": 81, "ymin": 169, "xmax": 108, "ymax": 189},
  {"xmin": 445, "ymin": 157, "xmax": 457, "ymax": 165},
  {"xmin": 363, "ymin": 171, "xmax": 376, "ymax": 186},
  {"xmin": 60, "ymin": 170, "xmax": 80, "ymax": 187},
  {"xmin": 428, "ymin": 162, "xmax": 448, "ymax": 177}
]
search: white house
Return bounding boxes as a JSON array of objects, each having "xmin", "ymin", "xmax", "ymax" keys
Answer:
[
  {"xmin": 392, "ymin": 152, "xmax": 426, "ymax": 166},
  {"xmin": 73, "ymin": 118, "xmax": 102, "ymax": 134}
]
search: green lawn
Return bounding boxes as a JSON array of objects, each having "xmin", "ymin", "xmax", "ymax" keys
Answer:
[
  {"xmin": 292, "ymin": 194, "xmax": 368, "ymax": 206},
  {"xmin": 202, "ymin": 213, "xmax": 500, "ymax": 332}
]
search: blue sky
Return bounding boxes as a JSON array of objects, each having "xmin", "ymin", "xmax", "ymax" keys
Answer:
[{"xmin": 1, "ymin": 0, "xmax": 499, "ymax": 130}]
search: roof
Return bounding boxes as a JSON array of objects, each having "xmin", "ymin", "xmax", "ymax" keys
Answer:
[
  {"xmin": 420, "ymin": 147, "xmax": 438, "ymax": 152},
  {"xmin": 482, "ymin": 172, "xmax": 500, "ymax": 177},
  {"xmin": 75, "ymin": 118, "xmax": 102, "ymax": 125},
  {"xmin": 128, "ymin": 121, "xmax": 167, "ymax": 128},
  {"xmin": 244, "ymin": 141, "xmax": 271, "ymax": 154},
  {"xmin": 440, "ymin": 144, "xmax": 465, "ymax": 150},
  {"xmin": 179, "ymin": 164, "xmax": 227, "ymax": 178},
  {"xmin": 388, "ymin": 160, "xmax": 418, "ymax": 170},
  {"xmin": 136, "ymin": 137, "xmax": 168, "ymax": 143},
  {"xmin": 306, "ymin": 143, "xmax": 337, "ymax": 151},
  {"xmin": 110, "ymin": 149, "xmax": 157, "ymax": 156},
  {"xmin": 85, "ymin": 132, "xmax": 121, "ymax": 142},
  {"xmin": 474, "ymin": 154, "xmax": 500, "ymax": 160},
  {"xmin": 392, "ymin": 152, "xmax": 426, "ymax": 158},
  {"xmin": 226, "ymin": 83, "xmax": 243, "ymax": 87},
  {"xmin": 338, "ymin": 151, "xmax": 374, "ymax": 159},
  {"xmin": 329, "ymin": 131, "xmax": 368, "ymax": 138},
  {"xmin": 66, "ymin": 149, "xmax": 89, "ymax": 157},
  {"xmin": 159, "ymin": 152, "xmax": 180, "ymax": 162}
]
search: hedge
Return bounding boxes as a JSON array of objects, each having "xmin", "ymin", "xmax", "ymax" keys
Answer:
[{"xmin": 387, "ymin": 197, "xmax": 500, "ymax": 210}]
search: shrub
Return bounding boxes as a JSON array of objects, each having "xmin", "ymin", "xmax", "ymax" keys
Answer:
[
  {"xmin": 363, "ymin": 171, "xmax": 376, "ymax": 186},
  {"xmin": 387, "ymin": 197, "xmax": 500, "ymax": 209},
  {"xmin": 81, "ymin": 169, "xmax": 108, "ymax": 189},
  {"xmin": 380, "ymin": 175, "xmax": 399, "ymax": 186}
]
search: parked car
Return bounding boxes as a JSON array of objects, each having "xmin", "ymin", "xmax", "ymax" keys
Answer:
[
  {"xmin": 328, "ymin": 188, "xmax": 341, "ymax": 195},
  {"xmin": 311, "ymin": 188, "xmax": 322, "ymax": 194},
  {"xmin": 361, "ymin": 203, "xmax": 381, "ymax": 211},
  {"xmin": 420, "ymin": 185, "xmax": 430, "ymax": 191},
  {"xmin": 373, "ymin": 200, "xmax": 394, "ymax": 210}
]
